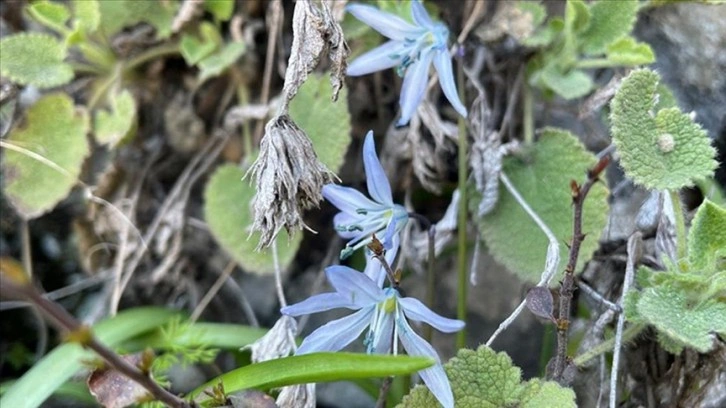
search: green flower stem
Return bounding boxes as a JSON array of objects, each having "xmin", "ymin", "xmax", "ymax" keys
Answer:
[
  {"xmin": 572, "ymin": 323, "xmax": 645, "ymax": 367},
  {"xmin": 523, "ymin": 83, "xmax": 534, "ymax": 146},
  {"xmin": 87, "ymin": 63, "xmax": 122, "ymax": 110},
  {"xmin": 70, "ymin": 62, "xmax": 106, "ymax": 76},
  {"xmin": 669, "ymin": 189, "xmax": 688, "ymax": 261},
  {"xmin": 456, "ymin": 61, "xmax": 468, "ymax": 350},
  {"xmin": 576, "ymin": 59, "xmax": 622, "ymax": 69},
  {"xmin": 124, "ymin": 42, "xmax": 180, "ymax": 72}
]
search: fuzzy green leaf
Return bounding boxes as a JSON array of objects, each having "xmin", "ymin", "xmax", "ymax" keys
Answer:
[
  {"xmin": 688, "ymin": 200, "xmax": 726, "ymax": 272},
  {"xmin": 397, "ymin": 346, "xmax": 575, "ymax": 408},
  {"xmin": 197, "ymin": 42, "xmax": 246, "ymax": 83},
  {"xmin": 0, "ymin": 33, "xmax": 73, "ymax": 88},
  {"xmin": 27, "ymin": 1, "xmax": 71, "ymax": 34},
  {"xmin": 605, "ymin": 37, "xmax": 655, "ymax": 66},
  {"xmin": 94, "ymin": 89, "xmax": 137, "ymax": 146},
  {"xmin": 522, "ymin": 18, "xmax": 563, "ymax": 48},
  {"xmin": 72, "ymin": 0, "xmax": 101, "ymax": 35},
  {"xmin": 610, "ymin": 69, "xmax": 718, "ymax": 189},
  {"xmin": 398, "ymin": 346, "xmax": 520, "ymax": 408},
  {"xmin": 636, "ymin": 284, "xmax": 726, "ymax": 352},
  {"xmin": 98, "ymin": 0, "xmax": 178, "ymax": 39},
  {"xmin": 517, "ymin": 1, "xmax": 547, "ymax": 28},
  {"xmin": 204, "ymin": 0, "xmax": 234, "ymax": 21},
  {"xmin": 289, "ymin": 73, "xmax": 352, "ymax": 173},
  {"xmin": 180, "ymin": 22, "xmax": 221, "ymax": 66},
  {"xmin": 519, "ymin": 379, "xmax": 577, "ymax": 408},
  {"xmin": 204, "ymin": 164, "xmax": 301, "ymax": 275},
  {"xmin": 472, "ymin": 128, "xmax": 609, "ymax": 283},
  {"xmin": 2, "ymin": 93, "xmax": 89, "ymax": 219},
  {"xmin": 565, "ymin": 0, "xmax": 590, "ymax": 34},
  {"xmin": 539, "ymin": 65, "xmax": 593, "ymax": 100},
  {"xmin": 579, "ymin": 0, "xmax": 639, "ymax": 55}
]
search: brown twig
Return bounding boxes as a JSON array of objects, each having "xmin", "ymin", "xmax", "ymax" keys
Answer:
[
  {"xmin": 254, "ymin": 0, "xmax": 283, "ymax": 145},
  {"xmin": 0, "ymin": 277, "xmax": 193, "ymax": 408},
  {"xmin": 551, "ymin": 155, "xmax": 611, "ymax": 383}
]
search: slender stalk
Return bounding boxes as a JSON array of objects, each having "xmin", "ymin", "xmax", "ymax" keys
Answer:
[
  {"xmin": 523, "ymin": 83, "xmax": 534, "ymax": 146},
  {"xmin": 572, "ymin": 323, "xmax": 645, "ymax": 367},
  {"xmin": 0, "ymin": 277, "xmax": 192, "ymax": 408},
  {"xmin": 124, "ymin": 42, "xmax": 180, "ymax": 72},
  {"xmin": 610, "ymin": 232, "xmax": 641, "ymax": 408},
  {"xmin": 407, "ymin": 212, "xmax": 436, "ymax": 342},
  {"xmin": 424, "ymin": 226, "xmax": 436, "ymax": 342},
  {"xmin": 551, "ymin": 156, "xmax": 610, "ymax": 382},
  {"xmin": 456, "ymin": 60, "xmax": 468, "ymax": 350},
  {"xmin": 669, "ymin": 190, "xmax": 687, "ymax": 261}
]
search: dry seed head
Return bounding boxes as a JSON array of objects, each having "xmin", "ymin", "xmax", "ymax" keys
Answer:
[{"xmin": 247, "ymin": 115, "xmax": 335, "ymax": 249}]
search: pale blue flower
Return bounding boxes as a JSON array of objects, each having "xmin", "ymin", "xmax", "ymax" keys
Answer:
[
  {"xmin": 346, "ymin": 1, "xmax": 467, "ymax": 126},
  {"xmin": 322, "ymin": 131, "xmax": 408, "ymax": 260},
  {"xmin": 281, "ymin": 265, "xmax": 465, "ymax": 408}
]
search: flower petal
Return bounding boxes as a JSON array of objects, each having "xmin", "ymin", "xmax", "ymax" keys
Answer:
[
  {"xmin": 346, "ymin": 4, "xmax": 421, "ymax": 41},
  {"xmin": 281, "ymin": 293, "xmax": 356, "ymax": 317},
  {"xmin": 348, "ymin": 41, "xmax": 406, "ymax": 76},
  {"xmin": 411, "ymin": 0, "xmax": 435, "ymax": 29},
  {"xmin": 325, "ymin": 265, "xmax": 385, "ymax": 306},
  {"xmin": 382, "ymin": 218, "xmax": 398, "ymax": 250},
  {"xmin": 397, "ymin": 317, "xmax": 454, "ymax": 408},
  {"xmin": 362, "ymin": 131, "xmax": 394, "ymax": 205},
  {"xmin": 370, "ymin": 311, "xmax": 395, "ymax": 354},
  {"xmin": 398, "ymin": 297, "xmax": 465, "ymax": 333},
  {"xmin": 323, "ymin": 184, "xmax": 381, "ymax": 214},
  {"xmin": 398, "ymin": 52, "xmax": 434, "ymax": 126},
  {"xmin": 296, "ymin": 307, "xmax": 375, "ymax": 354},
  {"xmin": 432, "ymin": 50, "xmax": 467, "ymax": 118}
]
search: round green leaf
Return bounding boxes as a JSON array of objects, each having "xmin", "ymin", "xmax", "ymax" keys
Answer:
[
  {"xmin": 637, "ymin": 284, "xmax": 726, "ymax": 352},
  {"xmin": 27, "ymin": 1, "xmax": 71, "ymax": 35},
  {"xmin": 197, "ymin": 42, "xmax": 246, "ymax": 83},
  {"xmin": 610, "ymin": 69, "xmax": 718, "ymax": 189},
  {"xmin": 2, "ymin": 93, "xmax": 89, "ymax": 219},
  {"xmin": 398, "ymin": 346, "xmax": 567, "ymax": 408},
  {"xmin": 471, "ymin": 128, "xmax": 609, "ymax": 283},
  {"xmin": 0, "ymin": 33, "xmax": 74, "ymax": 89},
  {"xmin": 98, "ymin": 0, "xmax": 178, "ymax": 39},
  {"xmin": 688, "ymin": 199, "xmax": 726, "ymax": 273},
  {"xmin": 289, "ymin": 73, "xmax": 351, "ymax": 173},
  {"xmin": 204, "ymin": 164, "xmax": 301, "ymax": 274},
  {"xmin": 94, "ymin": 89, "xmax": 137, "ymax": 146}
]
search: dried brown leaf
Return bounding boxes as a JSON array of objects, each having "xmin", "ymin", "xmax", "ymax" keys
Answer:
[
  {"xmin": 87, "ymin": 353, "xmax": 149, "ymax": 408},
  {"xmin": 247, "ymin": 115, "xmax": 335, "ymax": 249},
  {"xmin": 282, "ymin": 0, "xmax": 348, "ymax": 108}
]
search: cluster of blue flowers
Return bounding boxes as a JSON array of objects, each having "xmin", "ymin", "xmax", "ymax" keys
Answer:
[
  {"xmin": 346, "ymin": 1, "xmax": 467, "ymax": 126},
  {"xmin": 282, "ymin": 132, "xmax": 464, "ymax": 407},
  {"xmin": 281, "ymin": 3, "xmax": 466, "ymax": 407}
]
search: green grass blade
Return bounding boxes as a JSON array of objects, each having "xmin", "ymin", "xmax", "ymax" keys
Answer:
[
  {"xmin": 0, "ymin": 307, "xmax": 180, "ymax": 408},
  {"xmin": 190, "ymin": 352, "xmax": 434, "ymax": 401}
]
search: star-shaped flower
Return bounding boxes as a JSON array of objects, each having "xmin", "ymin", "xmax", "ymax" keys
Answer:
[
  {"xmin": 322, "ymin": 131, "xmax": 408, "ymax": 260},
  {"xmin": 346, "ymin": 1, "xmax": 467, "ymax": 126},
  {"xmin": 281, "ymin": 265, "xmax": 464, "ymax": 408}
]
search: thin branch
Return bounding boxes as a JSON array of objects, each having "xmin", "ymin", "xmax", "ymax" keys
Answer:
[
  {"xmin": 191, "ymin": 260, "xmax": 237, "ymax": 322},
  {"xmin": 0, "ymin": 274, "xmax": 109, "ymax": 311},
  {"xmin": 576, "ymin": 280, "xmax": 622, "ymax": 313},
  {"xmin": 272, "ymin": 239, "xmax": 288, "ymax": 308},
  {"xmin": 254, "ymin": 0, "xmax": 283, "ymax": 145},
  {"xmin": 0, "ymin": 277, "xmax": 192, "ymax": 408},
  {"xmin": 486, "ymin": 171, "xmax": 560, "ymax": 346},
  {"xmin": 610, "ymin": 232, "xmax": 641, "ymax": 408},
  {"xmin": 551, "ymin": 155, "xmax": 610, "ymax": 382}
]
